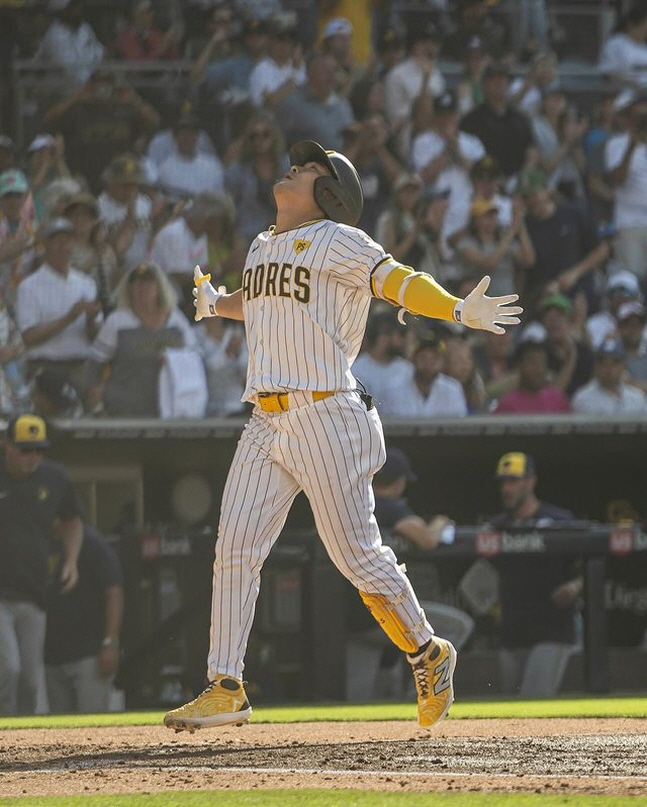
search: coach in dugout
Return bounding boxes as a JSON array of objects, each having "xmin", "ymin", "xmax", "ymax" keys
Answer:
[
  {"xmin": 486, "ymin": 452, "xmax": 583, "ymax": 698},
  {"xmin": 0, "ymin": 415, "xmax": 82, "ymax": 715}
]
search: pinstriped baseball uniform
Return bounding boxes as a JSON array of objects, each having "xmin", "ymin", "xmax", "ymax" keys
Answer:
[{"xmin": 207, "ymin": 218, "xmax": 434, "ymax": 680}]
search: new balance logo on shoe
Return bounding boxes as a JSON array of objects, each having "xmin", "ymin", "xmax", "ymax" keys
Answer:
[{"xmin": 433, "ymin": 657, "xmax": 452, "ymax": 696}]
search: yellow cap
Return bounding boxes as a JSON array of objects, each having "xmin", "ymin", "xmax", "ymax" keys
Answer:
[
  {"xmin": 7, "ymin": 414, "xmax": 50, "ymax": 448},
  {"xmin": 496, "ymin": 452, "xmax": 534, "ymax": 479}
]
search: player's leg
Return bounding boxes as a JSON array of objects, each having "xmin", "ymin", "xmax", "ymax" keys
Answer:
[
  {"xmin": 279, "ymin": 392, "xmax": 456, "ymax": 727},
  {"xmin": 165, "ymin": 414, "xmax": 301, "ymax": 731},
  {"xmin": 14, "ymin": 601, "xmax": 47, "ymax": 715},
  {"xmin": 519, "ymin": 642, "xmax": 575, "ymax": 698},
  {"xmin": 0, "ymin": 602, "xmax": 20, "ymax": 714}
]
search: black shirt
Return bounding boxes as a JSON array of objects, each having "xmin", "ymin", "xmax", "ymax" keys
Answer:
[
  {"xmin": 0, "ymin": 457, "xmax": 80, "ymax": 608},
  {"xmin": 460, "ymin": 102, "xmax": 534, "ymax": 177},
  {"xmin": 488, "ymin": 502, "xmax": 579, "ymax": 648},
  {"xmin": 45, "ymin": 525, "xmax": 123, "ymax": 665}
]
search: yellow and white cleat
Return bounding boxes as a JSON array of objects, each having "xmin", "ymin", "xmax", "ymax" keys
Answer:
[
  {"xmin": 408, "ymin": 636, "xmax": 457, "ymax": 728},
  {"xmin": 163, "ymin": 675, "xmax": 252, "ymax": 732}
]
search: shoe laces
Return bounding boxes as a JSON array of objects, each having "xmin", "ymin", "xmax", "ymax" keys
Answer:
[{"xmin": 412, "ymin": 659, "xmax": 430, "ymax": 698}]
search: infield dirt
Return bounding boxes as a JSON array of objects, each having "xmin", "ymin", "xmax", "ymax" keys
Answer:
[{"xmin": 1, "ymin": 718, "xmax": 646, "ymax": 797}]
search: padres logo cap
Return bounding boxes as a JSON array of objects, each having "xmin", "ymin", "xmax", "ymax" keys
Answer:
[
  {"xmin": 7, "ymin": 414, "xmax": 50, "ymax": 449},
  {"xmin": 496, "ymin": 452, "xmax": 535, "ymax": 480}
]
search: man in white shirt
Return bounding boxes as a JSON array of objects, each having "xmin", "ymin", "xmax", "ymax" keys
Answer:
[
  {"xmin": 411, "ymin": 89, "xmax": 486, "ymax": 243},
  {"xmin": 35, "ymin": 0, "xmax": 104, "ymax": 87},
  {"xmin": 248, "ymin": 18, "xmax": 306, "ymax": 108},
  {"xmin": 586, "ymin": 268, "xmax": 642, "ymax": 350},
  {"xmin": 383, "ymin": 22, "xmax": 446, "ymax": 161},
  {"xmin": 15, "ymin": 217, "xmax": 100, "ymax": 396},
  {"xmin": 351, "ymin": 311, "xmax": 413, "ymax": 409},
  {"xmin": 97, "ymin": 154, "xmax": 153, "ymax": 272},
  {"xmin": 572, "ymin": 339, "xmax": 647, "ymax": 416},
  {"xmin": 381, "ymin": 334, "xmax": 468, "ymax": 418},
  {"xmin": 157, "ymin": 113, "xmax": 225, "ymax": 199},
  {"xmin": 605, "ymin": 94, "xmax": 647, "ymax": 278}
]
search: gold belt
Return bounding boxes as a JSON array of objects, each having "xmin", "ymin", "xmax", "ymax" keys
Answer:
[{"xmin": 257, "ymin": 391, "xmax": 334, "ymax": 413}]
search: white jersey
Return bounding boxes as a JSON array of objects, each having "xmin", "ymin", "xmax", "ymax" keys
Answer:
[{"xmin": 240, "ymin": 219, "xmax": 387, "ymax": 402}]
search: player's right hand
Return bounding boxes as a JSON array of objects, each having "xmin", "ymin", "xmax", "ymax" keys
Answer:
[{"xmin": 193, "ymin": 265, "xmax": 226, "ymax": 322}]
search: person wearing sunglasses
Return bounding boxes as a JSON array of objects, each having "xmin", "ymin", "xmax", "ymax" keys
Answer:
[{"xmin": 0, "ymin": 414, "xmax": 83, "ymax": 715}]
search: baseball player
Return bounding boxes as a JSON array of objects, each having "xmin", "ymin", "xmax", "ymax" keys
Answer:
[{"xmin": 164, "ymin": 140, "xmax": 522, "ymax": 733}]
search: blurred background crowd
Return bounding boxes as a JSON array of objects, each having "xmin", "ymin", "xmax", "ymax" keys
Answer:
[{"xmin": 0, "ymin": 0, "xmax": 647, "ymax": 421}]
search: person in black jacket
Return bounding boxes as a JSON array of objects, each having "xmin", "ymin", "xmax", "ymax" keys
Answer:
[{"xmin": 488, "ymin": 452, "xmax": 582, "ymax": 697}]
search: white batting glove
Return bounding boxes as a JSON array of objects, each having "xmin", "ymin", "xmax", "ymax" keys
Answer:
[
  {"xmin": 453, "ymin": 276, "xmax": 523, "ymax": 335},
  {"xmin": 192, "ymin": 265, "xmax": 225, "ymax": 322}
]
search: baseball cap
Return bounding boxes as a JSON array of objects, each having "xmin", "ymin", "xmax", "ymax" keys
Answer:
[
  {"xmin": 470, "ymin": 196, "xmax": 498, "ymax": 218},
  {"xmin": 377, "ymin": 25, "xmax": 405, "ymax": 52},
  {"xmin": 434, "ymin": 90, "xmax": 458, "ymax": 114},
  {"xmin": 496, "ymin": 452, "xmax": 535, "ymax": 480},
  {"xmin": 606, "ymin": 270, "xmax": 640, "ymax": 296},
  {"xmin": 0, "ymin": 169, "xmax": 29, "ymax": 197},
  {"xmin": 414, "ymin": 332, "xmax": 446, "ymax": 355},
  {"xmin": 40, "ymin": 216, "xmax": 74, "ymax": 239},
  {"xmin": 28, "ymin": 133, "xmax": 56, "ymax": 153},
  {"xmin": 537, "ymin": 293, "xmax": 573, "ymax": 315},
  {"xmin": 596, "ymin": 338, "xmax": 626, "ymax": 361},
  {"xmin": 517, "ymin": 167, "xmax": 548, "ymax": 196},
  {"xmin": 62, "ymin": 191, "xmax": 98, "ymax": 217},
  {"xmin": 612, "ymin": 89, "xmax": 639, "ymax": 114},
  {"xmin": 375, "ymin": 447, "xmax": 417, "ymax": 484},
  {"xmin": 617, "ymin": 300, "xmax": 646, "ymax": 322},
  {"xmin": 323, "ymin": 17, "xmax": 352, "ymax": 39},
  {"xmin": 6, "ymin": 414, "xmax": 50, "ymax": 449},
  {"xmin": 33, "ymin": 367, "xmax": 80, "ymax": 410},
  {"xmin": 103, "ymin": 153, "xmax": 146, "ymax": 185},
  {"xmin": 470, "ymin": 155, "xmax": 502, "ymax": 180}
]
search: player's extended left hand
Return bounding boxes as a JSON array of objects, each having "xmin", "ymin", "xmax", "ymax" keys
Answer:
[
  {"xmin": 193, "ymin": 265, "xmax": 226, "ymax": 321},
  {"xmin": 453, "ymin": 276, "xmax": 523, "ymax": 335}
]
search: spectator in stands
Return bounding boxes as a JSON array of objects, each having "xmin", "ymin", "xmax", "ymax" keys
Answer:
[
  {"xmin": 275, "ymin": 51, "xmax": 354, "ymax": 152},
  {"xmin": 443, "ymin": 0, "xmax": 508, "ymax": 62},
  {"xmin": 86, "ymin": 261, "xmax": 199, "ymax": 417},
  {"xmin": 0, "ymin": 170, "xmax": 36, "ymax": 310},
  {"xmin": 45, "ymin": 524, "xmax": 124, "ymax": 713},
  {"xmin": 25, "ymin": 134, "xmax": 71, "ymax": 222},
  {"xmin": 317, "ymin": 2, "xmax": 375, "ymax": 69},
  {"xmin": 583, "ymin": 91, "xmax": 620, "ymax": 228},
  {"xmin": 146, "ymin": 103, "xmax": 217, "ymax": 171},
  {"xmin": 598, "ymin": 4, "xmax": 647, "ymax": 89},
  {"xmin": 352, "ymin": 310, "xmax": 413, "ymax": 409},
  {"xmin": 444, "ymin": 336, "xmax": 488, "ymax": 413},
  {"xmin": 373, "ymin": 24, "xmax": 406, "ymax": 80},
  {"xmin": 508, "ymin": 51, "xmax": 559, "ymax": 118},
  {"xmin": 342, "ymin": 114, "xmax": 404, "ymax": 237},
  {"xmin": 531, "ymin": 82, "xmax": 588, "ymax": 202},
  {"xmin": 224, "ymin": 110, "xmax": 289, "ymax": 244},
  {"xmin": 460, "ymin": 62, "xmax": 535, "ymax": 181},
  {"xmin": 586, "ymin": 268, "xmax": 642, "ymax": 350},
  {"xmin": 471, "ymin": 328, "xmax": 518, "ymax": 404},
  {"xmin": 537, "ymin": 293, "xmax": 594, "ymax": 398},
  {"xmin": 0, "ymin": 414, "xmax": 82, "ymax": 716},
  {"xmin": 455, "ymin": 35, "xmax": 489, "ymax": 117},
  {"xmin": 449, "ymin": 155, "xmax": 513, "ymax": 242},
  {"xmin": 383, "ymin": 22, "xmax": 446, "ymax": 161},
  {"xmin": 488, "ymin": 452, "xmax": 582, "ymax": 698},
  {"xmin": 411, "ymin": 89, "xmax": 486, "ymax": 244},
  {"xmin": 16, "ymin": 217, "xmax": 100, "ymax": 396},
  {"xmin": 44, "ymin": 69, "xmax": 160, "ymax": 193},
  {"xmin": 0, "ymin": 299, "xmax": 27, "ymax": 417},
  {"xmin": 248, "ymin": 15, "xmax": 306, "ymax": 109},
  {"xmin": 318, "ymin": 16, "xmax": 356, "ymax": 98},
  {"xmin": 62, "ymin": 192, "xmax": 117, "ymax": 315},
  {"xmin": 512, "ymin": 0, "xmax": 550, "ymax": 61},
  {"xmin": 604, "ymin": 90, "xmax": 647, "ymax": 280},
  {"xmin": 494, "ymin": 339, "xmax": 571, "ymax": 414},
  {"xmin": 35, "ymin": 0, "xmax": 104, "ymax": 87},
  {"xmin": 157, "ymin": 112, "xmax": 225, "ymax": 199},
  {"xmin": 381, "ymin": 334, "xmax": 468, "ymax": 418},
  {"xmin": 31, "ymin": 366, "xmax": 82, "ymax": 419},
  {"xmin": 572, "ymin": 338, "xmax": 647, "ymax": 415},
  {"xmin": 615, "ymin": 301, "xmax": 647, "ymax": 391},
  {"xmin": 520, "ymin": 167, "xmax": 610, "ymax": 315},
  {"xmin": 150, "ymin": 191, "xmax": 244, "ymax": 317},
  {"xmin": 97, "ymin": 153, "xmax": 153, "ymax": 272},
  {"xmin": 455, "ymin": 196, "xmax": 535, "ymax": 297},
  {"xmin": 196, "ymin": 317, "xmax": 248, "ymax": 417},
  {"xmin": 113, "ymin": 0, "xmax": 181, "ymax": 61},
  {"xmin": 184, "ymin": 1, "xmax": 237, "ymax": 60},
  {"xmin": 0, "ymin": 136, "xmax": 16, "ymax": 174}
]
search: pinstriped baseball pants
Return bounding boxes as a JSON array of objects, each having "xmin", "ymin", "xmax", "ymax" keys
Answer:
[{"xmin": 207, "ymin": 390, "xmax": 434, "ymax": 680}]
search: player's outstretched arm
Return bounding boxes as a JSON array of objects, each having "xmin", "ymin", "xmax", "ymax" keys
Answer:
[
  {"xmin": 193, "ymin": 265, "xmax": 244, "ymax": 321},
  {"xmin": 372, "ymin": 261, "xmax": 522, "ymax": 334}
]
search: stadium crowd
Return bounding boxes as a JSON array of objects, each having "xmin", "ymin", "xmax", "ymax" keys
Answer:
[{"xmin": 1, "ymin": 0, "xmax": 647, "ymax": 420}]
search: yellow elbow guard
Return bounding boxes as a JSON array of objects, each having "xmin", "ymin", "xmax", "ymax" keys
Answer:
[
  {"xmin": 359, "ymin": 590, "xmax": 419, "ymax": 653},
  {"xmin": 372, "ymin": 260, "xmax": 459, "ymax": 322}
]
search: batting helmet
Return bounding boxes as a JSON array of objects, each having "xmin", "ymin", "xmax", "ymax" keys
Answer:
[{"xmin": 289, "ymin": 140, "xmax": 363, "ymax": 226}]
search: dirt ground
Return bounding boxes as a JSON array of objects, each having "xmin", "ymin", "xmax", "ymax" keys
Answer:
[{"xmin": 1, "ymin": 718, "xmax": 646, "ymax": 797}]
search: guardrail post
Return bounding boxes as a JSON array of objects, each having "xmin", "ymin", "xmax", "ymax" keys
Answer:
[{"xmin": 583, "ymin": 555, "xmax": 608, "ymax": 693}]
